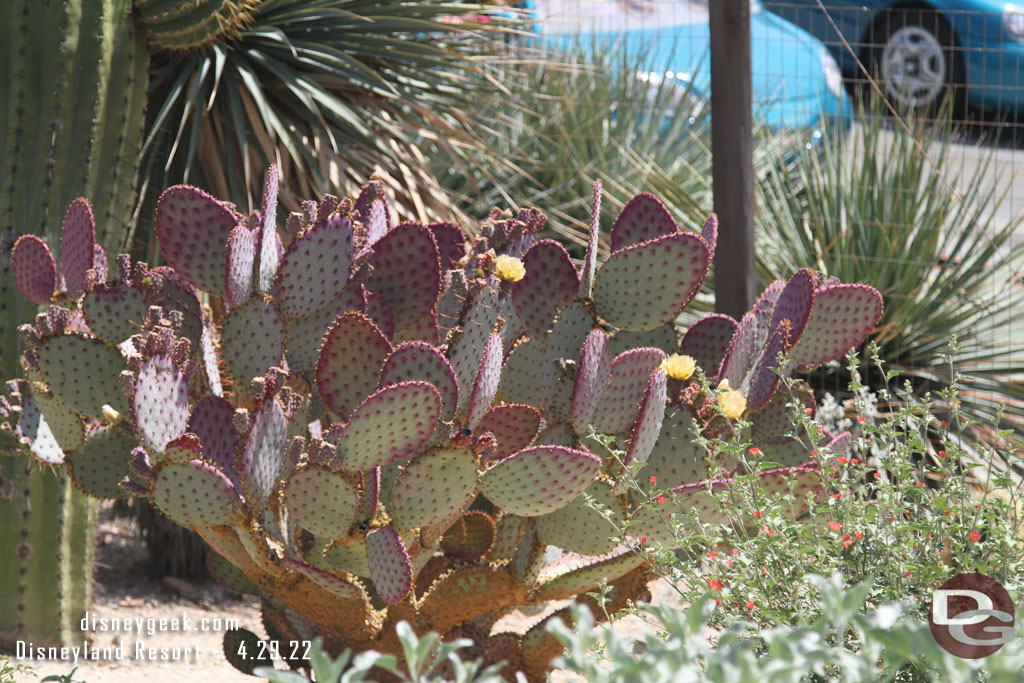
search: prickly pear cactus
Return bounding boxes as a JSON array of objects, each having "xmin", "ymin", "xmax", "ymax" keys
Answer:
[{"xmin": 4, "ymin": 171, "xmax": 883, "ymax": 680}]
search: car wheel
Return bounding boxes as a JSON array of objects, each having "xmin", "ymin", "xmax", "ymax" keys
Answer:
[{"xmin": 868, "ymin": 9, "xmax": 963, "ymax": 115}]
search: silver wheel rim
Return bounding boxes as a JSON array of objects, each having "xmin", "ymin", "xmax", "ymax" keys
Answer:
[{"xmin": 881, "ymin": 25, "xmax": 947, "ymax": 108}]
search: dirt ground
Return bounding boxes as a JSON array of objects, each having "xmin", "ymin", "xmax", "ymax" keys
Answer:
[{"xmin": 15, "ymin": 507, "xmax": 677, "ymax": 683}]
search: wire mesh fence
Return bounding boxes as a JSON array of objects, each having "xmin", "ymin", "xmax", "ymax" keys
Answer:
[{"xmin": 446, "ymin": 0, "xmax": 1024, "ymax": 451}]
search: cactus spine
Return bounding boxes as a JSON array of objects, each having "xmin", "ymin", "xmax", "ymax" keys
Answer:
[{"xmin": 0, "ymin": 0, "xmax": 148, "ymax": 648}]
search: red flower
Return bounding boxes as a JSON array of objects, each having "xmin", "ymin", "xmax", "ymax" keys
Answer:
[
  {"xmin": 726, "ymin": 559, "xmax": 733, "ymax": 568},
  {"xmin": 857, "ymin": 416, "xmax": 866, "ymax": 423},
  {"xmin": 731, "ymin": 548, "xmax": 739, "ymax": 555},
  {"xmin": 752, "ymin": 509, "xmax": 761, "ymax": 518},
  {"xmin": 707, "ymin": 579, "xmax": 724, "ymax": 590},
  {"xmin": 854, "ymin": 531, "xmax": 863, "ymax": 539},
  {"xmin": 745, "ymin": 600, "xmax": 755, "ymax": 610},
  {"xmin": 805, "ymin": 408, "xmax": 813, "ymax": 415},
  {"xmin": 944, "ymin": 509, "xmax": 951, "ymax": 515},
  {"xmin": 873, "ymin": 472, "xmax": 882, "ymax": 479},
  {"xmin": 708, "ymin": 551, "xmax": 717, "ymax": 558},
  {"xmin": 649, "ymin": 475, "xmax": 658, "ymax": 485},
  {"xmin": 828, "ymin": 521, "xmax": 842, "ymax": 531},
  {"xmin": 970, "ymin": 530, "xmax": 982, "ymax": 542},
  {"xmin": 941, "ymin": 420, "xmax": 949, "ymax": 428},
  {"xmin": 832, "ymin": 493, "xmax": 841, "ymax": 500},
  {"xmin": 905, "ymin": 570, "xmax": 911, "ymax": 577},
  {"xmin": 657, "ymin": 496, "xmax": 667, "ymax": 504},
  {"xmin": 843, "ymin": 540, "xmax": 853, "ymax": 549},
  {"xmin": 915, "ymin": 482, "xmax": 925, "ymax": 487},
  {"xmin": 938, "ymin": 450, "xmax": 947, "ymax": 459},
  {"xmin": 761, "ymin": 525, "xmax": 775, "ymax": 537},
  {"xmin": 837, "ymin": 457, "xmax": 848, "ymax": 465},
  {"xmin": 850, "ymin": 459, "xmax": 860, "ymax": 465},
  {"xmin": 640, "ymin": 536, "xmax": 647, "ymax": 544},
  {"xmin": 749, "ymin": 447, "xmax": 760, "ymax": 455}
]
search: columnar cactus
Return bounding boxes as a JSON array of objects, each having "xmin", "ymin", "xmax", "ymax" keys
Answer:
[
  {"xmin": 4, "ymin": 170, "xmax": 882, "ymax": 680},
  {"xmin": 0, "ymin": 0, "xmax": 148, "ymax": 648}
]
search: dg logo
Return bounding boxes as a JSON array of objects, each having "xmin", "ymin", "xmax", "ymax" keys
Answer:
[{"xmin": 929, "ymin": 573, "xmax": 1016, "ymax": 658}]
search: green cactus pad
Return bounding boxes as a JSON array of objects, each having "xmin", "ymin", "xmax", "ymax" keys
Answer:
[
  {"xmin": 757, "ymin": 438, "xmax": 815, "ymax": 468},
  {"xmin": 570, "ymin": 330, "xmax": 611, "ymax": 436},
  {"xmin": 221, "ymin": 298, "xmax": 285, "ymax": 395},
  {"xmin": 641, "ymin": 407, "xmax": 707, "ymax": 491},
  {"xmin": 700, "ymin": 213, "xmax": 718, "ymax": 255},
  {"xmin": 145, "ymin": 266, "xmax": 204, "ymax": 347},
  {"xmin": 474, "ymin": 404, "xmax": 542, "ymax": 463},
  {"xmin": 363, "ymin": 466, "xmax": 380, "ymax": 518},
  {"xmin": 395, "ymin": 308, "xmax": 440, "ymax": 346},
  {"xmin": 677, "ymin": 314, "xmax": 738, "ymax": 380},
  {"xmin": 282, "ymin": 467, "xmax": 361, "ymax": 539},
  {"xmin": 536, "ymin": 479, "xmax": 625, "ymax": 556},
  {"xmin": 785, "ymin": 284, "xmax": 884, "ymax": 371},
  {"xmin": 364, "ymin": 290, "xmax": 395, "ymax": 340},
  {"xmin": 482, "ymin": 446, "xmax": 601, "ymax": 516},
  {"xmin": 60, "ymin": 198, "xmax": 96, "ymax": 298},
  {"xmin": 12, "ymin": 235, "xmax": 56, "ymax": 304},
  {"xmin": 31, "ymin": 386, "xmax": 85, "ymax": 452},
  {"xmin": 222, "ymin": 628, "xmax": 270, "ymax": 676},
  {"xmin": 746, "ymin": 322, "xmax": 795, "ymax": 413},
  {"xmin": 224, "ymin": 225, "xmax": 256, "ymax": 307},
  {"xmin": 323, "ymin": 539, "xmax": 371, "ymax": 577},
  {"xmin": 538, "ymin": 422, "xmax": 575, "ymax": 447},
  {"xmin": 379, "ymin": 342, "xmax": 459, "ymax": 421},
  {"xmin": 512, "ymin": 525, "xmax": 545, "ymax": 586},
  {"xmin": 240, "ymin": 398, "xmax": 288, "ymax": 509},
  {"xmin": 336, "ymin": 381, "xmax": 441, "ymax": 471},
  {"xmin": 189, "ymin": 396, "xmax": 242, "ymax": 492},
  {"xmin": 767, "ymin": 268, "xmax": 815, "ymax": 341},
  {"xmin": 448, "ymin": 276, "xmax": 500, "ymax": 412},
  {"xmin": 37, "ymin": 333, "xmax": 127, "ymax": 419},
  {"xmin": 316, "ymin": 312, "xmax": 392, "ymax": 420},
  {"xmin": 609, "ymin": 192, "xmax": 679, "ymax": 252},
  {"xmin": 591, "ymin": 348, "xmax": 665, "ymax": 434},
  {"xmin": 281, "ymin": 557, "xmax": 362, "ymax": 600},
  {"xmin": 487, "ymin": 515, "xmax": 530, "ymax": 562},
  {"xmin": 497, "ymin": 340, "xmax": 552, "ymax": 407},
  {"xmin": 628, "ymin": 483, "xmax": 723, "ymax": 545},
  {"xmin": 364, "ymin": 198, "xmax": 390, "ymax": 247},
  {"xmin": 132, "ymin": 356, "xmax": 189, "ymax": 453},
  {"xmin": 625, "ymin": 369, "xmax": 667, "ymax": 466},
  {"xmin": 757, "ymin": 465, "xmax": 822, "ymax": 504},
  {"xmin": 750, "ymin": 387, "xmax": 815, "ymax": 446},
  {"xmin": 17, "ymin": 394, "xmax": 67, "ymax": 465},
  {"xmin": 608, "ymin": 324, "xmax": 677, "ymax": 357},
  {"xmin": 367, "ymin": 222, "xmax": 441, "ymax": 332},
  {"xmin": 275, "ymin": 213, "xmax": 354, "ymax": 318},
  {"xmin": 718, "ymin": 312, "xmax": 758, "ymax": 388},
  {"xmin": 420, "ymin": 566, "xmax": 520, "ymax": 632},
  {"xmin": 81, "ymin": 282, "xmax": 148, "ymax": 344},
  {"xmin": 163, "ymin": 433, "xmax": 203, "ymax": 465},
  {"xmin": 257, "ymin": 164, "xmax": 281, "ymax": 292},
  {"xmin": 155, "ymin": 185, "xmax": 239, "ymax": 294},
  {"xmin": 366, "ymin": 526, "xmax": 413, "ymax": 604},
  {"xmin": 534, "ymin": 551, "xmax": 646, "ymax": 603},
  {"xmin": 92, "ymin": 245, "xmax": 108, "ymax": 281},
  {"xmin": 593, "ymin": 232, "xmax": 709, "ymax": 331},
  {"xmin": 285, "ymin": 286, "xmax": 366, "ymax": 373},
  {"xmin": 66, "ymin": 426, "xmax": 137, "ymax": 499},
  {"xmin": 389, "ymin": 447, "xmax": 478, "ymax": 529},
  {"xmin": 545, "ymin": 301, "xmax": 596, "ymax": 363},
  {"xmin": 578, "ymin": 179, "xmax": 602, "ymax": 299},
  {"xmin": 466, "ymin": 334, "xmax": 502, "ymax": 430},
  {"xmin": 437, "ymin": 270, "xmax": 468, "ymax": 342},
  {"xmin": 428, "ymin": 221, "xmax": 466, "ymax": 271},
  {"xmin": 823, "ymin": 432, "xmax": 853, "ymax": 460},
  {"xmin": 151, "ymin": 459, "xmax": 244, "ymax": 528},
  {"xmin": 208, "ymin": 553, "xmax": 261, "ymax": 596},
  {"xmin": 511, "ymin": 240, "xmax": 579, "ymax": 338},
  {"xmin": 440, "ymin": 511, "xmax": 495, "ymax": 561}
]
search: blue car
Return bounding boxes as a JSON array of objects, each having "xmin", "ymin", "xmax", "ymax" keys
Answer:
[
  {"xmin": 529, "ymin": 0, "xmax": 852, "ymax": 132},
  {"xmin": 763, "ymin": 1, "xmax": 1024, "ymax": 114}
]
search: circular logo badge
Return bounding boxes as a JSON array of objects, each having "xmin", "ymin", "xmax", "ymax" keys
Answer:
[{"xmin": 929, "ymin": 573, "xmax": 1015, "ymax": 659}]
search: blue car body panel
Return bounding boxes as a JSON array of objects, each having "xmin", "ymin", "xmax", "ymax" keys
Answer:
[
  {"xmin": 527, "ymin": 0, "xmax": 851, "ymax": 131},
  {"xmin": 763, "ymin": 1, "xmax": 1024, "ymax": 112}
]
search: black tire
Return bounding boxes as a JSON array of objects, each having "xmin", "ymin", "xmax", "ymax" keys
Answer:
[{"xmin": 866, "ymin": 8, "xmax": 964, "ymax": 117}]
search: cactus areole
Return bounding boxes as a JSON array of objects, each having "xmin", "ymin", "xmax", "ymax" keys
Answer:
[{"xmin": 3, "ymin": 169, "xmax": 883, "ymax": 681}]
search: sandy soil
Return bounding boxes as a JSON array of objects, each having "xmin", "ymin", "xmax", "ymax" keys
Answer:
[{"xmin": 13, "ymin": 507, "xmax": 678, "ymax": 683}]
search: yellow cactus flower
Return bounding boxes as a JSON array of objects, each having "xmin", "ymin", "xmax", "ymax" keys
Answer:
[
  {"xmin": 661, "ymin": 354, "xmax": 696, "ymax": 381},
  {"xmin": 717, "ymin": 378, "xmax": 731, "ymax": 391},
  {"xmin": 494, "ymin": 254, "xmax": 526, "ymax": 283},
  {"xmin": 718, "ymin": 390, "xmax": 747, "ymax": 419}
]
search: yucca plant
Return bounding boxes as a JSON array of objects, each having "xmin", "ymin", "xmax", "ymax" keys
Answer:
[
  {"xmin": 756, "ymin": 99, "xmax": 1024, "ymax": 449},
  {"xmin": 130, "ymin": 0, "xmax": 514, "ymax": 260}
]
